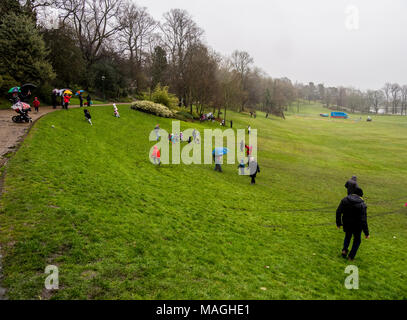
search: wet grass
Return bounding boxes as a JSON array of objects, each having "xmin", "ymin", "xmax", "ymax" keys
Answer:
[{"xmin": 0, "ymin": 102, "xmax": 406, "ymax": 299}]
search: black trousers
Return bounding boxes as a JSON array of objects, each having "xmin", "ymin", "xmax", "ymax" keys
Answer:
[
  {"xmin": 250, "ymin": 174, "xmax": 256, "ymax": 184},
  {"xmin": 343, "ymin": 230, "xmax": 362, "ymax": 259},
  {"xmin": 214, "ymin": 164, "xmax": 222, "ymax": 172}
]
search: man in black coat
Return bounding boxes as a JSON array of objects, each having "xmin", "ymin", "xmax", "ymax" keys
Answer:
[
  {"xmin": 336, "ymin": 187, "xmax": 370, "ymax": 261},
  {"xmin": 248, "ymin": 157, "xmax": 260, "ymax": 184},
  {"xmin": 345, "ymin": 175, "xmax": 358, "ymax": 195}
]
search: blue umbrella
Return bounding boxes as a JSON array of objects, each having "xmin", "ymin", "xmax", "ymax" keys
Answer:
[
  {"xmin": 212, "ymin": 147, "xmax": 229, "ymax": 156},
  {"xmin": 75, "ymin": 90, "xmax": 85, "ymax": 96}
]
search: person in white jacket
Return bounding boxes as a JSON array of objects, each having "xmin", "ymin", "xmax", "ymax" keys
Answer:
[{"xmin": 113, "ymin": 104, "xmax": 120, "ymax": 118}]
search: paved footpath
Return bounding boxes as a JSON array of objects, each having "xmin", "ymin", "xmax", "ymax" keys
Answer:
[{"xmin": 0, "ymin": 103, "xmax": 128, "ymax": 165}]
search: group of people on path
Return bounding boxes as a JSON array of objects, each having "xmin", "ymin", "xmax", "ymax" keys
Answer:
[
  {"xmin": 51, "ymin": 91, "xmax": 93, "ymax": 109},
  {"xmin": 336, "ymin": 176, "xmax": 370, "ymax": 261}
]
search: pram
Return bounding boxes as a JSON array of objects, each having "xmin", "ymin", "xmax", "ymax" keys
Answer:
[{"xmin": 11, "ymin": 101, "xmax": 32, "ymax": 123}]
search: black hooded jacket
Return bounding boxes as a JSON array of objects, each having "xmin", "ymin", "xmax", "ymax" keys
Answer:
[{"xmin": 336, "ymin": 195, "xmax": 369, "ymax": 236}]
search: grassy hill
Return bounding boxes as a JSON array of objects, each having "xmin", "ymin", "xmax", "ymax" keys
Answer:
[{"xmin": 0, "ymin": 102, "xmax": 406, "ymax": 299}]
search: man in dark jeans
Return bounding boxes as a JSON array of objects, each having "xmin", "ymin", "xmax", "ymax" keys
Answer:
[{"xmin": 336, "ymin": 187, "xmax": 370, "ymax": 261}]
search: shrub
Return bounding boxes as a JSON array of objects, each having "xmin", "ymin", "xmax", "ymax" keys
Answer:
[
  {"xmin": 174, "ymin": 110, "xmax": 194, "ymax": 121},
  {"xmin": 143, "ymin": 84, "xmax": 179, "ymax": 109},
  {"xmin": 131, "ymin": 100, "xmax": 174, "ymax": 118}
]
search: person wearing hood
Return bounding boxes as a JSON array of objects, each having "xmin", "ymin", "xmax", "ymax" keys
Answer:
[
  {"xmin": 336, "ymin": 187, "xmax": 370, "ymax": 261},
  {"xmin": 51, "ymin": 91, "xmax": 57, "ymax": 109},
  {"xmin": 151, "ymin": 145, "xmax": 161, "ymax": 165},
  {"xmin": 247, "ymin": 157, "xmax": 260, "ymax": 184},
  {"xmin": 345, "ymin": 175, "xmax": 359, "ymax": 195}
]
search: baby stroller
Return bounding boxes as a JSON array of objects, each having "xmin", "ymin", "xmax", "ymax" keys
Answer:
[
  {"xmin": 11, "ymin": 101, "xmax": 32, "ymax": 123},
  {"xmin": 8, "ymin": 84, "xmax": 35, "ymax": 123}
]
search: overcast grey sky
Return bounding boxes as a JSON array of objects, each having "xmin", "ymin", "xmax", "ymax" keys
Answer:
[{"xmin": 136, "ymin": 0, "xmax": 407, "ymax": 90}]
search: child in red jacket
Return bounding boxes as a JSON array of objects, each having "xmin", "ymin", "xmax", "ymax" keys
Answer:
[{"xmin": 33, "ymin": 97, "xmax": 40, "ymax": 112}]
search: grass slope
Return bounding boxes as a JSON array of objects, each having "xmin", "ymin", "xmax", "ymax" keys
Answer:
[{"xmin": 0, "ymin": 103, "xmax": 406, "ymax": 299}]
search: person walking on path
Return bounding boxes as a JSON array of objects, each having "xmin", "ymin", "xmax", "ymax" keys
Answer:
[
  {"xmin": 336, "ymin": 187, "xmax": 370, "ymax": 261},
  {"xmin": 248, "ymin": 125, "xmax": 251, "ymax": 135},
  {"xmin": 192, "ymin": 129, "xmax": 197, "ymax": 143},
  {"xmin": 86, "ymin": 94, "xmax": 92, "ymax": 107},
  {"xmin": 345, "ymin": 176, "xmax": 359, "ymax": 195},
  {"xmin": 79, "ymin": 93, "xmax": 84, "ymax": 107},
  {"xmin": 248, "ymin": 157, "xmax": 260, "ymax": 184},
  {"xmin": 63, "ymin": 94, "xmax": 71, "ymax": 109},
  {"xmin": 51, "ymin": 92, "xmax": 57, "ymax": 109},
  {"xmin": 84, "ymin": 109, "xmax": 93, "ymax": 125},
  {"xmin": 230, "ymin": 120, "xmax": 233, "ymax": 128},
  {"xmin": 151, "ymin": 145, "xmax": 161, "ymax": 165},
  {"xmin": 33, "ymin": 97, "xmax": 40, "ymax": 113}
]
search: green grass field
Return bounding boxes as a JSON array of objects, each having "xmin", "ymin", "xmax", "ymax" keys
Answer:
[{"xmin": 0, "ymin": 102, "xmax": 406, "ymax": 299}]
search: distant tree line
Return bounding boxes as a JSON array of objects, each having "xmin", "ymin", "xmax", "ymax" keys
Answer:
[
  {"xmin": 297, "ymin": 82, "xmax": 407, "ymax": 115},
  {"xmin": 0, "ymin": 0, "xmax": 404, "ymax": 117}
]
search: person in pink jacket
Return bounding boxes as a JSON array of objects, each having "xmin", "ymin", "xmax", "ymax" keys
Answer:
[{"xmin": 151, "ymin": 145, "xmax": 161, "ymax": 165}]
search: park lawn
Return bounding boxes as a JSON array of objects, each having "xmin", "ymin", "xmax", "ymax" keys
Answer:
[
  {"xmin": 68, "ymin": 97, "xmax": 105, "ymax": 106},
  {"xmin": 0, "ymin": 102, "xmax": 406, "ymax": 299}
]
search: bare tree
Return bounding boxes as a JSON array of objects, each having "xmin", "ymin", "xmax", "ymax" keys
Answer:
[
  {"xmin": 118, "ymin": 1, "xmax": 157, "ymax": 90},
  {"xmin": 57, "ymin": 0, "xmax": 124, "ymax": 75},
  {"xmin": 367, "ymin": 90, "xmax": 383, "ymax": 114},
  {"xmin": 217, "ymin": 56, "xmax": 244, "ymax": 119},
  {"xmin": 382, "ymin": 82, "xmax": 391, "ymax": 114},
  {"xmin": 160, "ymin": 8, "xmax": 203, "ymax": 104},
  {"xmin": 230, "ymin": 50, "xmax": 253, "ymax": 111},
  {"xmin": 390, "ymin": 83, "xmax": 401, "ymax": 114},
  {"xmin": 183, "ymin": 44, "xmax": 218, "ymax": 115},
  {"xmin": 400, "ymin": 85, "xmax": 407, "ymax": 116}
]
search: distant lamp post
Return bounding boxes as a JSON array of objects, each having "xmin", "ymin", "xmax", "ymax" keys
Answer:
[{"xmin": 101, "ymin": 75, "xmax": 106, "ymax": 101}]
